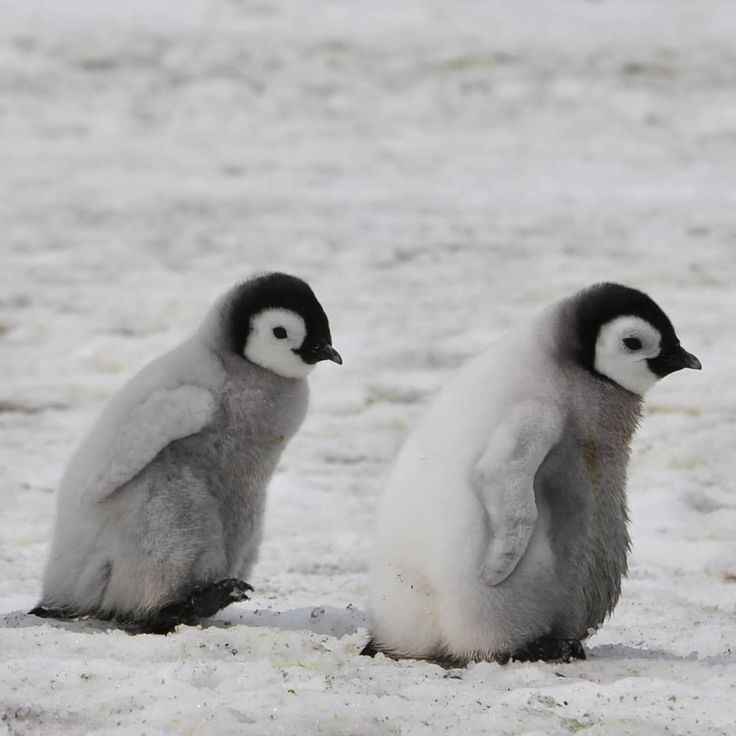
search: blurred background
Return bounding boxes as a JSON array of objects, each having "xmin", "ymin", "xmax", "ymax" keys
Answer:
[{"xmin": 1, "ymin": 1, "xmax": 734, "ymax": 732}]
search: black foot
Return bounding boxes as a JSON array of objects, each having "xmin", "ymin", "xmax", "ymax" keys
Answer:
[
  {"xmin": 29, "ymin": 605, "xmax": 75, "ymax": 620},
  {"xmin": 360, "ymin": 638, "xmax": 379, "ymax": 657},
  {"xmin": 183, "ymin": 578, "xmax": 253, "ymax": 619},
  {"xmin": 137, "ymin": 578, "xmax": 253, "ymax": 635},
  {"xmin": 508, "ymin": 636, "xmax": 586, "ymax": 664}
]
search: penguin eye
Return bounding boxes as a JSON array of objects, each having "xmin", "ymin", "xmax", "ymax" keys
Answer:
[
  {"xmin": 623, "ymin": 337, "xmax": 642, "ymax": 351},
  {"xmin": 272, "ymin": 326, "xmax": 288, "ymax": 340}
]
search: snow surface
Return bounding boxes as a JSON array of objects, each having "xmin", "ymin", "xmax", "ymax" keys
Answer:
[{"xmin": 1, "ymin": 0, "xmax": 735, "ymax": 733}]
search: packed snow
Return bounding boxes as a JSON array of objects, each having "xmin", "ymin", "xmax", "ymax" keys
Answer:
[{"xmin": 1, "ymin": 0, "xmax": 734, "ymax": 734}]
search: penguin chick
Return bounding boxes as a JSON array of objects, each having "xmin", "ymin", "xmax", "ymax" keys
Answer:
[
  {"xmin": 32, "ymin": 273, "xmax": 342, "ymax": 633},
  {"xmin": 365, "ymin": 283, "xmax": 700, "ymax": 664}
]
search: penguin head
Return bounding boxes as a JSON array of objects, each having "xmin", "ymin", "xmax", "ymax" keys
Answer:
[
  {"xmin": 573, "ymin": 283, "xmax": 701, "ymax": 395},
  {"xmin": 222, "ymin": 273, "xmax": 342, "ymax": 379}
]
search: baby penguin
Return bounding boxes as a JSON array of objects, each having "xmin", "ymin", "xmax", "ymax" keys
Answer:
[
  {"xmin": 32, "ymin": 273, "xmax": 341, "ymax": 633},
  {"xmin": 365, "ymin": 283, "xmax": 700, "ymax": 664}
]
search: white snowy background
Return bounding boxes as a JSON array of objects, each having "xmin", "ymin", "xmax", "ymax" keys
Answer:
[{"xmin": 1, "ymin": 0, "xmax": 735, "ymax": 733}]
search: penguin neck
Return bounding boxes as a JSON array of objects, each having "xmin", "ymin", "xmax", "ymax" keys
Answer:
[
  {"xmin": 578, "ymin": 373, "xmax": 643, "ymax": 447},
  {"xmin": 545, "ymin": 299, "xmax": 644, "ymax": 444},
  {"xmin": 220, "ymin": 349, "xmax": 307, "ymax": 390}
]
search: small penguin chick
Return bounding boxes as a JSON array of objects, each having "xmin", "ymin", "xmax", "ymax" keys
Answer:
[
  {"xmin": 365, "ymin": 282, "xmax": 700, "ymax": 665},
  {"xmin": 32, "ymin": 272, "xmax": 341, "ymax": 633}
]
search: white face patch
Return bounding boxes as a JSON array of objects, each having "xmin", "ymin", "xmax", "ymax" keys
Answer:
[
  {"xmin": 243, "ymin": 308, "xmax": 314, "ymax": 379},
  {"xmin": 594, "ymin": 315, "xmax": 662, "ymax": 395}
]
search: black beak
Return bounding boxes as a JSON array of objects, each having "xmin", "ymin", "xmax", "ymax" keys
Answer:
[
  {"xmin": 649, "ymin": 345, "xmax": 702, "ymax": 376},
  {"xmin": 678, "ymin": 347, "xmax": 702, "ymax": 370},
  {"xmin": 317, "ymin": 344, "xmax": 343, "ymax": 365},
  {"xmin": 296, "ymin": 344, "xmax": 343, "ymax": 365}
]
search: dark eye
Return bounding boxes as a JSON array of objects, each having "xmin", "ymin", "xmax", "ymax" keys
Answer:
[
  {"xmin": 272, "ymin": 326, "xmax": 288, "ymax": 339},
  {"xmin": 623, "ymin": 337, "xmax": 642, "ymax": 350}
]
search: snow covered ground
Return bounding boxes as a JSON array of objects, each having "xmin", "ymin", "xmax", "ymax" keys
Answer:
[{"xmin": 1, "ymin": 0, "xmax": 735, "ymax": 733}]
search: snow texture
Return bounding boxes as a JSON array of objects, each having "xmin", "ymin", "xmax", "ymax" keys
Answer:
[{"xmin": 1, "ymin": 0, "xmax": 734, "ymax": 734}]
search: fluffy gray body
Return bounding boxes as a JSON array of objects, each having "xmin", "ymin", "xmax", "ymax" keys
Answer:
[
  {"xmin": 41, "ymin": 355, "xmax": 307, "ymax": 620},
  {"xmin": 37, "ymin": 273, "xmax": 341, "ymax": 627},
  {"xmin": 532, "ymin": 366, "xmax": 639, "ymax": 639}
]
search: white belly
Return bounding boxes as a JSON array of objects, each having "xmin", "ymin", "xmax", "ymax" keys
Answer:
[{"xmin": 368, "ymin": 328, "xmax": 564, "ymax": 659}]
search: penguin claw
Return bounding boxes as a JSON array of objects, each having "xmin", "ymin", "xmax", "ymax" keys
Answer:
[{"xmin": 226, "ymin": 579, "xmax": 254, "ymax": 601}]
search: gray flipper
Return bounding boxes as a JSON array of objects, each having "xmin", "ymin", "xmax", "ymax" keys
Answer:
[
  {"xmin": 78, "ymin": 385, "xmax": 217, "ymax": 504},
  {"xmin": 473, "ymin": 401, "xmax": 563, "ymax": 586}
]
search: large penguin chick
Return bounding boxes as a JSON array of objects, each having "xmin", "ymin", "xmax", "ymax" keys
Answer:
[
  {"xmin": 364, "ymin": 282, "xmax": 700, "ymax": 665},
  {"xmin": 33, "ymin": 272, "xmax": 341, "ymax": 633}
]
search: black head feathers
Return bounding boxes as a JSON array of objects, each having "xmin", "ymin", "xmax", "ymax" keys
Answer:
[
  {"xmin": 572, "ymin": 282, "xmax": 679, "ymax": 374},
  {"xmin": 225, "ymin": 273, "xmax": 333, "ymax": 355}
]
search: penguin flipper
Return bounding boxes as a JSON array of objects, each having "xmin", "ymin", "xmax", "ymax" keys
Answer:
[
  {"xmin": 79, "ymin": 384, "xmax": 217, "ymax": 504},
  {"xmin": 473, "ymin": 401, "xmax": 563, "ymax": 586}
]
